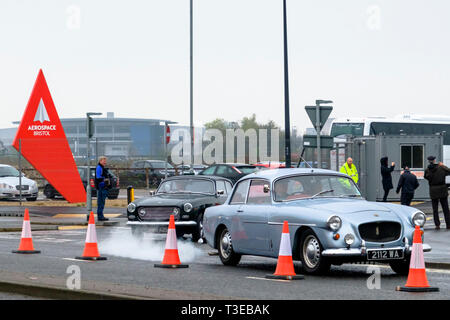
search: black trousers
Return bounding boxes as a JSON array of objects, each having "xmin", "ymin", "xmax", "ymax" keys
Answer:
[
  {"xmin": 400, "ymin": 193, "xmax": 414, "ymax": 206},
  {"xmin": 382, "ymin": 188, "xmax": 390, "ymax": 202},
  {"xmin": 431, "ymin": 197, "xmax": 450, "ymax": 227}
]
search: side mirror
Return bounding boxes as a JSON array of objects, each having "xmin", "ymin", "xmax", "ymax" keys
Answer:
[
  {"xmin": 217, "ymin": 190, "xmax": 225, "ymax": 196},
  {"xmin": 263, "ymin": 184, "xmax": 270, "ymax": 193},
  {"xmin": 149, "ymin": 190, "xmax": 155, "ymax": 196}
]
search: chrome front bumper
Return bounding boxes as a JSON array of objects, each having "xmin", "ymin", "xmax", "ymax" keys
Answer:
[
  {"xmin": 127, "ymin": 221, "xmax": 197, "ymax": 227},
  {"xmin": 322, "ymin": 241, "xmax": 431, "ymax": 257}
]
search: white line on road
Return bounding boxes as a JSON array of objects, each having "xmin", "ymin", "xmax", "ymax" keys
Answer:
[{"xmin": 246, "ymin": 276, "xmax": 292, "ymax": 283}]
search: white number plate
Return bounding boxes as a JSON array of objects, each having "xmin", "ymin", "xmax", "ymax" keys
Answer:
[{"xmin": 367, "ymin": 249, "xmax": 404, "ymax": 260}]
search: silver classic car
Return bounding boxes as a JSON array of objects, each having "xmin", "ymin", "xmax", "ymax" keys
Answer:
[{"xmin": 203, "ymin": 168, "xmax": 430, "ymax": 275}]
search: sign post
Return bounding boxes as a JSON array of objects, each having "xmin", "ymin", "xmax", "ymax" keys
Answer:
[
  {"xmin": 305, "ymin": 100, "xmax": 333, "ymax": 168},
  {"xmin": 86, "ymin": 112, "xmax": 102, "ymax": 215}
]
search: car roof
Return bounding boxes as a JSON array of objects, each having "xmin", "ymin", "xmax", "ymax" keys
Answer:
[
  {"xmin": 237, "ymin": 168, "xmax": 349, "ymax": 182},
  {"xmin": 210, "ymin": 163, "xmax": 256, "ymax": 167},
  {"xmin": 0, "ymin": 164, "xmax": 13, "ymax": 168},
  {"xmin": 163, "ymin": 175, "xmax": 233, "ymax": 183}
]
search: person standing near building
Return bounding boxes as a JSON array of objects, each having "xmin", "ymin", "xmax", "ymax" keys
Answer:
[
  {"xmin": 396, "ymin": 166, "xmax": 419, "ymax": 206},
  {"xmin": 340, "ymin": 157, "xmax": 359, "ymax": 184},
  {"xmin": 94, "ymin": 156, "xmax": 110, "ymax": 222},
  {"xmin": 424, "ymin": 156, "xmax": 450, "ymax": 229},
  {"xmin": 380, "ymin": 157, "xmax": 395, "ymax": 202}
]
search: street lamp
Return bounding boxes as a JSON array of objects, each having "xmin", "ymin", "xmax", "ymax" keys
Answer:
[
  {"xmin": 282, "ymin": 0, "xmax": 292, "ymax": 168},
  {"xmin": 86, "ymin": 112, "xmax": 102, "ymax": 214}
]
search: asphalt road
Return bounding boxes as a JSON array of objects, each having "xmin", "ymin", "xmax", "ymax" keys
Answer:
[{"xmin": 0, "ymin": 225, "xmax": 449, "ymax": 300}]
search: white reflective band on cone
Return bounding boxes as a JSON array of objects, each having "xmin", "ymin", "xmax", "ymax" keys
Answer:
[
  {"xmin": 165, "ymin": 229, "xmax": 178, "ymax": 250},
  {"xmin": 21, "ymin": 220, "xmax": 32, "ymax": 239},
  {"xmin": 278, "ymin": 233, "xmax": 292, "ymax": 256},
  {"xmin": 409, "ymin": 243, "xmax": 425, "ymax": 269},
  {"xmin": 85, "ymin": 224, "xmax": 98, "ymax": 243}
]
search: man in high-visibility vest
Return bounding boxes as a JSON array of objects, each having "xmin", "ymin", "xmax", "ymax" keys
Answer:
[{"xmin": 340, "ymin": 157, "xmax": 359, "ymax": 184}]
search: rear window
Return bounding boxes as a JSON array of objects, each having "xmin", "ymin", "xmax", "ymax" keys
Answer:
[{"xmin": 236, "ymin": 166, "xmax": 258, "ymax": 174}]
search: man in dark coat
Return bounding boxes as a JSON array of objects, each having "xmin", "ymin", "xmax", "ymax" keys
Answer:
[
  {"xmin": 396, "ymin": 166, "xmax": 419, "ymax": 206},
  {"xmin": 380, "ymin": 157, "xmax": 395, "ymax": 202},
  {"xmin": 424, "ymin": 156, "xmax": 450, "ymax": 229}
]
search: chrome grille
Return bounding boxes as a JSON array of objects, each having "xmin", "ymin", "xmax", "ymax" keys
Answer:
[
  {"xmin": 358, "ymin": 222, "xmax": 401, "ymax": 243},
  {"xmin": 16, "ymin": 185, "xmax": 29, "ymax": 190},
  {"xmin": 138, "ymin": 207, "xmax": 178, "ymax": 221}
]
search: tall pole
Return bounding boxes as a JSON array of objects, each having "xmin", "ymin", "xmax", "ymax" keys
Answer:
[
  {"xmin": 190, "ymin": 0, "xmax": 194, "ymax": 170},
  {"xmin": 316, "ymin": 102, "xmax": 321, "ymax": 168},
  {"xmin": 283, "ymin": 0, "xmax": 291, "ymax": 168},
  {"xmin": 19, "ymin": 139, "xmax": 22, "ymax": 206},
  {"xmin": 86, "ymin": 117, "xmax": 91, "ymax": 213}
]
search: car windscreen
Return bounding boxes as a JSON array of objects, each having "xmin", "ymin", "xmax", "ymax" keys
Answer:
[
  {"xmin": 274, "ymin": 175, "xmax": 361, "ymax": 202},
  {"xmin": 236, "ymin": 166, "xmax": 258, "ymax": 174},
  {"xmin": 0, "ymin": 166, "xmax": 20, "ymax": 177},
  {"xmin": 157, "ymin": 179, "xmax": 215, "ymax": 195},
  {"xmin": 151, "ymin": 162, "xmax": 174, "ymax": 169}
]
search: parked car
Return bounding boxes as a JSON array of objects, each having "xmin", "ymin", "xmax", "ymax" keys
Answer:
[
  {"xmin": 174, "ymin": 164, "xmax": 208, "ymax": 175},
  {"xmin": 126, "ymin": 175, "xmax": 233, "ymax": 242},
  {"xmin": 43, "ymin": 166, "xmax": 120, "ymax": 200},
  {"xmin": 203, "ymin": 168, "xmax": 430, "ymax": 275},
  {"xmin": 0, "ymin": 164, "xmax": 38, "ymax": 201},
  {"xmin": 198, "ymin": 163, "xmax": 259, "ymax": 184},
  {"xmin": 253, "ymin": 161, "xmax": 286, "ymax": 169},
  {"xmin": 131, "ymin": 160, "xmax": 175, "ymax": 186}
]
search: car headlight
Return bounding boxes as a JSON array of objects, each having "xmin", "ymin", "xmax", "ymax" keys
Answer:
[
  {"xmin": 327, "ymin": 215, "xmax": 342, "ymax": 231},
  {"xmin": 344, "ymin": 233, "xmax": 355, "ymax": 245},
  {"xmin": 0, "ymin": 183, "xmax": 13, "ymax": 190},
  {"xmin": 127, "ymin": 203, "xmax": 136, "ymax": 213},
  {"xmin": 411, "ymin": 211, "xmax": 426, "ymax": 227},
  {"xmin": 183, "ymin": 203, "xmax": 193, "ymax": 213}
]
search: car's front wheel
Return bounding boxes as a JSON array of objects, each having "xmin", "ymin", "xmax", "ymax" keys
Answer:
[
  {"xmin": 389, "ymin": 258, "xmax": 411, "ymax": 275},
  {"xmin": 191, "ymin": 212, "xmax": 206, "ymax": 243},
  {"xmin": 299, "ymin": 229, "xmax": 331, "ymax": 274},
  {"xmin": 218, "ymin": 227, "xmax": 241, "ymax": 266}
]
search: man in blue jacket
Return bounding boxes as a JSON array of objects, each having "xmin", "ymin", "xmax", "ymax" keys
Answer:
[
  {"xmin": 95, "ymin": 156, "xmax": 110, "ymax": 221},
  {"xmin": 396, "ymin": 166, "xmax": 419, "ymax": 206}
]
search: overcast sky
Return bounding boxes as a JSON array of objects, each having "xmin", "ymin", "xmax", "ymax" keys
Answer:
[{"xmin": 0, "ymin": 0, "xmax": 449, "ymax": 132}]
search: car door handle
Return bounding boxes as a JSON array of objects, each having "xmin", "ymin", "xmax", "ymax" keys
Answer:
[{"xmin": 237, "ymin": 209, "xmax": 244, "ymax": 213}]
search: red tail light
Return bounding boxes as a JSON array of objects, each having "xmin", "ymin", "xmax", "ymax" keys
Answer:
[{"xmin": 90, "ymin": 178, "xmax": 95, "ymax": 188}]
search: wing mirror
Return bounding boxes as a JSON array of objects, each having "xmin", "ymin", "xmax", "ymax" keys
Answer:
[
  {"xmin": 216, "ymin": 190, "xmax": 225, "ymax": 196},
  {"xmin": 263, "ymin": 184, "xmax": 270, "ymax": 193},
  {"xmin": 149, "ymin": 190, "xmax": 156, "ymax": 196}
]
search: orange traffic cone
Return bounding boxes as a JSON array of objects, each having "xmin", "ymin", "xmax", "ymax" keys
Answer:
[
  {"xmin": 396, "ymin": 225, "xmax": 438, "ymax": 292},
  {"xmin": 266, "ymin": 221, "xmax": 304, "ymax": 280},
  {"xmin": 154, "ymin": 215, "xmax": 189, "ymax": 268},
  {"xmin": 12, "ymin": 208, "xmax": 40, "ymax": 254},
  {"xmin": 75, "ymin": 212, "xmax": 107, "ymax": 261}
]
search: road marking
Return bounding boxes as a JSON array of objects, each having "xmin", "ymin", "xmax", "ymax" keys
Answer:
[
  {"xmin": 62, "ymin": 258, "xmax": 91, "ymax": 262},
  {"xmin": 246, "ymin": 276, "xmax": 292, "ymax": 283},
  {"xmin": 52, "ymin": 214, "xmax": 121, "ymax": 218},
  {"xmin": 58, "ymin": 225, "xmax": 88, "ymax": 231}
]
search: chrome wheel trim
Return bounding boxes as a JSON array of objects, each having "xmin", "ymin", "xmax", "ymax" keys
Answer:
[
  {"xmin": 220, "ymin": 230, "xmax": 232, "ymax": 259},
  {"xmin": 303, "ymin": 235, "xmax": 321, "ymax": 269},
  {"xmin": 199, "ymin": 215, "xmax": 204, "ymax": 239}
]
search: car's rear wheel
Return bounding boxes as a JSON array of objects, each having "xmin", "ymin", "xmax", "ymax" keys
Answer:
[
  {"xmin": 299, "ymin": 229, "xmax": 331, "ymax": 274},
  {"xmin": 389, "ymin": 258, "xmax": 411, "ymax": 275},
  {"xmin": 218, "ymin": 228, "xmax": 241, "ymax": 266}
]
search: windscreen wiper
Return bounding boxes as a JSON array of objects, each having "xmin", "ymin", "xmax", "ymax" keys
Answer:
[{"xmin": 310, "ymin": 189, "xmax": 334, "ymax": 199}]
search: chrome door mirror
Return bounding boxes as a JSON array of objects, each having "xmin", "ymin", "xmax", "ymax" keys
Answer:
[
  {"xmin": 263, "ymin": 184, "xmax": 270, "ymax": 193},
  {"xmin": 149, "ymin": 190, "xmax": 155, "ymax": 196},
  {"xmin": 217, "ymin": 190, "xmax": 225, "ymax": 196}
]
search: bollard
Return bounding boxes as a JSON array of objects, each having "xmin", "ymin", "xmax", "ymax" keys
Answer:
[{"xmin": 127, "ymin": 186, "xmax": 134, "ymax": 204}]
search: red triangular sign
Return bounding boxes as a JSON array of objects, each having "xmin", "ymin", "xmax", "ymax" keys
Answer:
[{"xmin": 12, "ymin": 70, "xmax": 86, "ymax": 203}]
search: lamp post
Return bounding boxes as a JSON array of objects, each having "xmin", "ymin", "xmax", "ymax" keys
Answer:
[
  {"xmin": 86, "ymin": 112, "xmax": 102, "ymax": 214},
  {"xmin": 282, "ymin": 0, "xmax": 291, "ymax": 168},
  {"xmin": 190, "ymin": 0, "xmax": 194, "ymax": 172}
]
